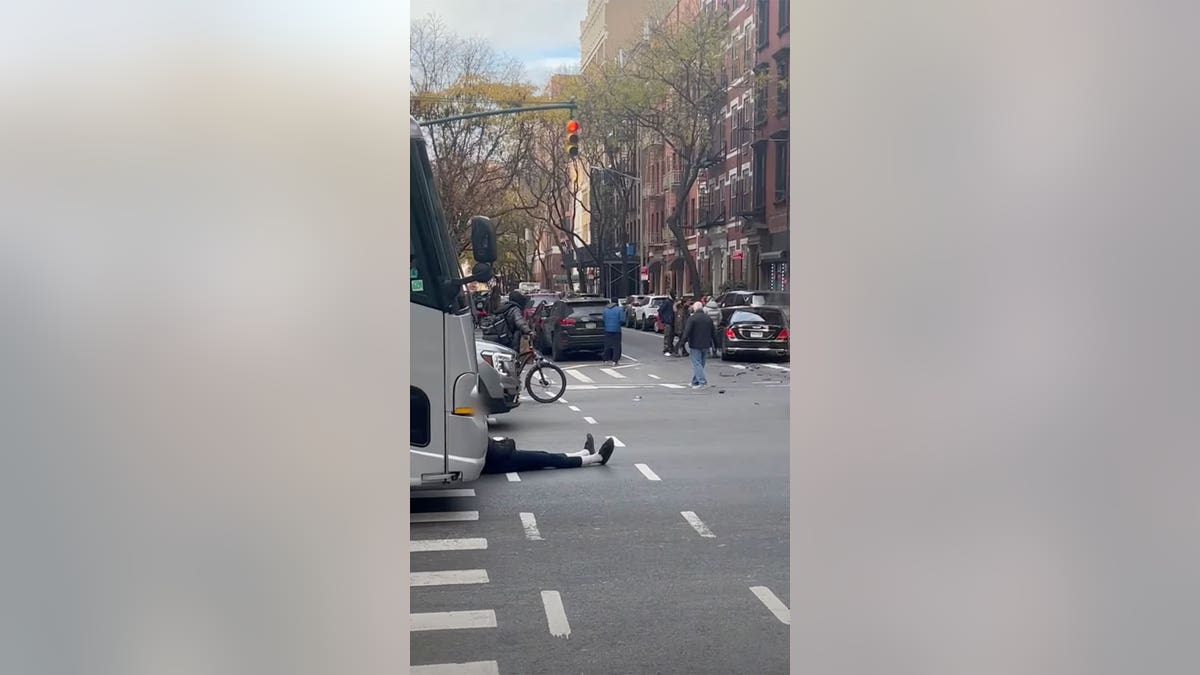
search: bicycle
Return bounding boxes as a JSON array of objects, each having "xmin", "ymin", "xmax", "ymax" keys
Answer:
[{"xmin": 512, "ymin": 335, "xmax": 567, "ymax": 403}]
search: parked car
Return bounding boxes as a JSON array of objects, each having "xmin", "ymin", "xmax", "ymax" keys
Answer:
[
  {"xmin": 705, "ymin": 290, "xmax": 789, "ymax": 323},
  {"xmin": 625, "ymin": 295, "xmax": 649, "ymax": 326},
  {"xmin": 538, "ymin": 297, "xmax": 609, "ymax": 360},
  {"xmin": 719, "ymin": 306, "xmax": 790, "ymax": 361},
  {"xmin": 476, "ymin": 339, "xmax": 521, "ymax": 414},
  {"xmin": 635, "ymin": 295, "xmax": 671, "ymax": 331}
]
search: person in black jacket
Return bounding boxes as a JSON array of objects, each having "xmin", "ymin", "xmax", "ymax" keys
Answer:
[
  {"xmin": 494, "ymin": 291, "xmax": 533, "ymax": 352},
  {"xmin": 481, "ymin": 433, "xmax": 616, "ymax": 474},
  {"xmin": 659, "ymin": 293, "xmax": 676, "ymax": 356},
  {"xmin": 681, "ymin": 301, "xmax": 720, "ymax": 387}
]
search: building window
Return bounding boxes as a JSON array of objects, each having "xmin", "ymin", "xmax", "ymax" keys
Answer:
[
  {"xmin": 744, "ymin": 23, "xmax": 755, "ymax": 72},
  {"xmin": 773, "ymin": 141, "xmax": 788, "ymax": 203},
  {"xmin": 753, "ymin": 143, "xmax": 767, "ymax": 210},
  {"xmin": 775, "ymin": 51, "xmax": 789, "ymax": 116},
  {"xmin": 731, "ymin": 32, "xmax": 742, "ymax": 78},
  {"xmin": 756, "ymin": 0, "xmax": 770, "ymax": 48},
  {"xmin": 779, "ymin": 0, "xmax": 790, "ymax": 33},
  {"xmin": 753, "ymin": 64, "xmax": 769, "ymax": 126}
]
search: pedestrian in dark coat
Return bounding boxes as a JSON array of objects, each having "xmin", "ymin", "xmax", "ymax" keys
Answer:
[{"xmin": 681, "ymin": 301, "xmax": 720, "ymax": 387}]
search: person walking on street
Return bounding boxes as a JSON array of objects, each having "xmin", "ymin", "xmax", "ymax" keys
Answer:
[
  {"xmin": 681, "ymin": 300, "xmax": 719, "ymax": 388},
  {"xmin": 602, "ymin": 297, "xmax": 624, "ymax": 365},
  {"xmin": 659, "ymin": 293, "xmax": 676, "ymax": 356}
]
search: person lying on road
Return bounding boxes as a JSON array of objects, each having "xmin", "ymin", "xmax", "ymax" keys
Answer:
[{"xmin": 481, "ymin": 433, "xmax": 615, "ymax": 474}]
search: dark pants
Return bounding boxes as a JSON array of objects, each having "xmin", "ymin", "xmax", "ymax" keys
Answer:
[
  {"xmin": 603, "ymin": 332, "xmax": 622, "ymax": 363},
  {"xmin": 481, "ymin": 437, "xmax": 583, "ymax": 473},
  {"xmin": 662, "ymin": 324, "xmax": 675, "ymax": 354}
]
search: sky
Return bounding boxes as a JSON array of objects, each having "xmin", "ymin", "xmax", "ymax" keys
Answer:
[{"xmin": 411, "ymin": 0, "xmax": 585, "ymax": 87}]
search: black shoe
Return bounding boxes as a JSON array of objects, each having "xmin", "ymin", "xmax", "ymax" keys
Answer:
[
  {"xmin": 584, "ymin": 433, "xmax": 596, "ymax": 454},
  {"xmin": 599, "ymin": 438, "xmax": 615, "ymax": 465}
]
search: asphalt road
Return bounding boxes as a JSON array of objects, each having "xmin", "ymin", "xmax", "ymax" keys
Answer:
[{"xmin": 411, "ymin": 326, "xmax": 790, "ymax": 675}]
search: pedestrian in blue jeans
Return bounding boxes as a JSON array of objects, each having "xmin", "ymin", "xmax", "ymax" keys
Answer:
[{"xmin": 680, "ymin": 301, "xmax": 720, "ymax": 388}]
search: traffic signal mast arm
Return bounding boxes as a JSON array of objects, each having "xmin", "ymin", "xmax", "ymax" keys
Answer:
[{"xmin": 418, "ymin": 100, "xmax": 577, "ymax": 126}]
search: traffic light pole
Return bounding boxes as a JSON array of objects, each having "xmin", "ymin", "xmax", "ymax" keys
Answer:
[{"xmin": 418, "ymin": 101, "xmax": 578, "ymax": 127}]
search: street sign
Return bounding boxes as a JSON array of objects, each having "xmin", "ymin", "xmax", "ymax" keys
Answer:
[{"xmin": 731, "ymin": 250, "xmax": 745, "ymax": 261}]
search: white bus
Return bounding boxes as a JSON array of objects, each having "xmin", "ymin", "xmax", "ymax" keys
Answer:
[{"xmin": 410, "ymin": 115, "xmax": 496, "ymax": 486}]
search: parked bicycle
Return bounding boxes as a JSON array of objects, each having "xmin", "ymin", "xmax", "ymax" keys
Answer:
[{"xmin": 512, "ymin": 336, "xmax": 567, "ymax": 403}]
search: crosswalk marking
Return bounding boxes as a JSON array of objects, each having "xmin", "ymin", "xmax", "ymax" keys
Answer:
[
  {"xmin": 541, "ymin": 590, "xmax": 572, "ymax": 639},
  {"xmin": 750, "ymin": 586, "xmax": 791, "ymax": 625},
  {"xmin": 659, "ymin": 383, "xmax": 685, "ymax": 389},
  {"xmin": 568, "ymin": 405, "xmax": 581, "ymax": 411},
  {"xmin": 410, "ymin": 511, "xmax": 479, "ymax": 523},
  {"xmin": 411, "ymin": 610, "xmax": 497, "ymax": 631},
  {"xmin": 600, "ymin": 368, "xmax": 626, "ymax": 379},
  {"xmin": 681, "ymin": 511, "xmax": 716, "ymax": 538},
  {"xmin": 506, "ymin": 472, "xmax": 521, "ymax": 482},
  {"xmin": 565, "ymin": 369, "xmax": 595, "ymax": 383},
  {"xmin": 648, "ymin": 373, "xmax": 661, "ymax": 379},
  {"xmin": 583, "ymin": 416, "xmax": 598, "ymax": 424},
  {"xmin": 411, "ymin": 489, "xmax": 475, "ymax": 499},
  {"xmin": 728, "ymin": 364, "xmax": 747, "ymax": 369},
  {"xmin": 411, "ymin": 661, "xmax": 500, "ymax": 675},
  {"xmin": 764, "ymin": 364, "xmax": 790, "ymax": 371},
  {"xmin": 410, "ymin": 569, "xmax": 490, "ymax": 587},
  {"xmin": 410, "ymin": 538, "xmax": 488, "ymax": 552},
  {"xmin": 635, "ymin": 463, "xmax": 661, "ymax": 481}
]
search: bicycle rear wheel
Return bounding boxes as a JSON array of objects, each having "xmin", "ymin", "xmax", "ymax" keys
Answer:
[{"xmin": 524, "ymin": 362, "xmax": 567, "ymax": 403}]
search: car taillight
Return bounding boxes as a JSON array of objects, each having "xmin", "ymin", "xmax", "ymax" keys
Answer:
[
  {"xmin": 776, "ymin": 328, "xmax": 789, "ymax": 340},
  {"xmin": 559, "ymin": 318, "xmax": 576, "ymax": 326},
  {"xmin": 725, "ymin": 327, "xmax": 736, "ymax": 339}
]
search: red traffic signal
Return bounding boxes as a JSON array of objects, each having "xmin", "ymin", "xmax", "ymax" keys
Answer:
[{"xmin": 566, "ymin": 119, "xmax": 580, "ymax": 158}]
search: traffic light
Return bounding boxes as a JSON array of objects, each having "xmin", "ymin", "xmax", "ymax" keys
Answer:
[{"xmin": 566, "ymin": 119, "xmax": 580, "ymax": 158}]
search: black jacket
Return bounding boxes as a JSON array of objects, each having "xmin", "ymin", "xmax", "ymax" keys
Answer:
[
  {"xmin": 658, "ymin": 300, "xmax": 676, "ymax": 327},
  {"xmin": 681, "ymin": 311, "xmax": 720, "ymax": 350},
  {"xmin": 498, "ymin": 300, "xmax": 530, "ymax": 341}
]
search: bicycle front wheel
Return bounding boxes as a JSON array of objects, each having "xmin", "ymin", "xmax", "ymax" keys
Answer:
[{"xmin": 524, "ymin": 362, "xmax": 567, "ymax": 403}]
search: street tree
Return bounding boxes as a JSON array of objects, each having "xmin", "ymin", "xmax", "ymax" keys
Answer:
[{"xmin": 587, "ymin": 3, "xmax": 728, "ymax": 296}]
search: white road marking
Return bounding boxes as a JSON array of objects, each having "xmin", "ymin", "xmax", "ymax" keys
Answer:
[
  {"xmin": 410, "ymin": 569, "xmax": 490, "ymax": 587},
  {"xmin": 559, "ymin": 398, "xmax": 569, "ymax": 404},
  {"xmin": 410, "ymin": 511, "xmax": 479, "ymax": 523},
  {"xmin": 566, "ymin": 369, "xmax": 595, "ymax": 383},
  {"xmin": 622, "ymin": 355, "xmax": 639, "ymax": 361},
  {"xmin": 750, "ymin": 586, "xmax": 791, "ymax": 625},
  {"xmin": 410, "ymin": 610, "xmax": 497, "ymax": 631},
  {"xmin": 411, "ymin": 489, "xmax": 475, "ymax": 499},
  {"xmin": 410, "ymin": 538, "xmax": 487, "ymax": 552},
  {"xmin": 608, "ymin": 436, "xmax": 625, "ymax": 447},
  {"xmin": 600, "ymin": 368, "xmax": 627, "ymax": 379},
  {"xmin": 520, "ymin": 512, "xmax": 543, "ymax": 540},
  {"xmin": 764, "ymin": 364, "xmax": 790, "ymax": 371},
  {"xmin": 410, "ymin": 661, "xmax": 500, "ymax": 675},
  {"xmin": 583, "ymin": 416, "xmax": 598, "ymax": 424},
  {"xmin": 568, "ymin": 405, "xmax": 581, "ymax": 411},
  {"xmin": 570, "ymin": 384, "xmax": 597, "ymax": 390},
  {"xmin": 728, "ymin": 364, "xmax": 747, "ymax": 369},
  {"xmin": 648, "ymin": 373, "xmax": 661, "ymax": 379},
  {"xmin": 659, "ymin": 383, "xmax": 685, "ymax": 389},
  {"xmin": 613, "ymin": 364, "xmax": 638, "ymax": 369},
  {"xmin": 635, "ymin": 463, "xmax": 662, "ymax": 481},
  {"xmin": 680, "ymin": 511, "xmax": 716, "ymax": 537},
  {"xmin": 541, "ymin": 590, "xmax": 572, "ymax": 639},
  {"xmin": 505, "ymin": 472, "xmax": 521, "ymax": 482}
]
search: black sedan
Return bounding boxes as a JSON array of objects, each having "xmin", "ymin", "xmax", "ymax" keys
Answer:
[
  {"xmin": 537, "ymin": 298, "xmax": 609, "ymax": 360},
  {"xmin": 719, "ymin": 307, "xmax": 789, "ymax": 361}
]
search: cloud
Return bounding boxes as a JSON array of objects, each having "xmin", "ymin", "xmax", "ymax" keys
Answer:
[{"xmin": 412, "ymin": 0, "xmax": 584, "ymax": 84}]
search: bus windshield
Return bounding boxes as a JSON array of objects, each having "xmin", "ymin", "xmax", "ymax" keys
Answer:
[{"xmin": 411, "ymin": 136, "xmax": 467, "ymax": 314}]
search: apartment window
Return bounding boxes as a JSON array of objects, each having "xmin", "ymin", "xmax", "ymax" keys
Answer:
[
  {"xmin": 774, "ymin": 141, "xmax": 789, "ymax": 203},
  {"xmin": 743, "ymin": 23, "xmax": 754, "ymax": 72},
  {"xmin": 756, "ymin": 0, "xmax": 770, "ymax": 48},
  {"xmin": 753, "ymin": 64, "xmax": 769, "ymax": 126},
  {"xmin": 775, "ymin": 51, "xmax": 789, "ymax": 115},
  {"xmin": 753, "ymin": 143, "xmax": 767, "ymax": 209},
  {"xmin": 731, "ymin": 33, "xmax": 742, "ymax": 76},
  {"xmin": 779, "ymin": 0, "xmax": 790, "ymax": 33}
]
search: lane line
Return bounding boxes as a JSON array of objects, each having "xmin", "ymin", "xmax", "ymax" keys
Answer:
[
  {"xmin": 659, "ymin": 383, "xmax": 685, "ymax": 389},
  {"xmin": 565, "ymin": 369, "xmax": 594, "ymax": 383},
  {"xmin": 622, "ymin": 355, "xmax": 639, "ymax": 361},
  {"xmin": 749, "ymin": 586, "xmax": 791, "ymax": 625},
  {"xmin": 681, "ymin": 511, "xmax": 716, "ymax": 538},
  {"xmin": 410, "ymin": 538, "xmax": 487, "ymax": 552},
  {"xmin": 559, "ymin": 398, "xmax": 569, "ymax": 404},
  {"xmin": 613, "ymin": 364, "xmax": 638, "ymax": 370},
  {"xmin": 411, "ymin": 488, "xmax": 475, "ymax": 499},
  {"xmin": 411, "ymin": 511, "xmax": 479, "ymax": 523},
  {"xmin": 411, "ymin": 661, "xmax": 500, "ymax": 675},
  {"xmin": 520, "ymin": 512, "xmax": 543, "ymax": 540},
  {"xmin": 764, "ymin": 364, "xmax": 790, "ymax": 372},
  {"xmin": 506, "ymin": 472, "xmax": 521, "ymax": 482},
  {"xmin": 635, "ymin": 463, "xmax": 662, "ymax": 481},
  {"xmin": 583, "ymin": 416, "xmax": 598, "ymax": 425},
  {"xmin": 608, "ymin": 436, "xmax": 626, "ymax": 447},
  {"xmin": 728, "ymin": 364, "xmax": 747, "ymax": 370},
  {"xmin": 600, "ymin": 368, "xmax": 627, "ymax": 379},
  {"xmin": 410, "ymin": 569, "xmax": 489, "ymax": 587},
  {"xmin": 648, "ymin": 373, "xmax": 661, "ymax": 380},
  {"xmin": 568, "ymin": 405, "xmax": 581, "ymax": 411},
  {"xmin": 541, "ymin": 590, "xmax": 572, "ymax": 639},
  {"xmin": 569, "ymin": 384, "xmax": 597, "ymax": 390},
  {"xmin": 410, "ymin": 610, "xmax": 497, "ymax": 631}
]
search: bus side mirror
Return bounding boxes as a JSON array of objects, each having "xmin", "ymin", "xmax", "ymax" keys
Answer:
[{"xmin": 470, "ymin": 216, "xmax": 497, "ymax": 263}]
